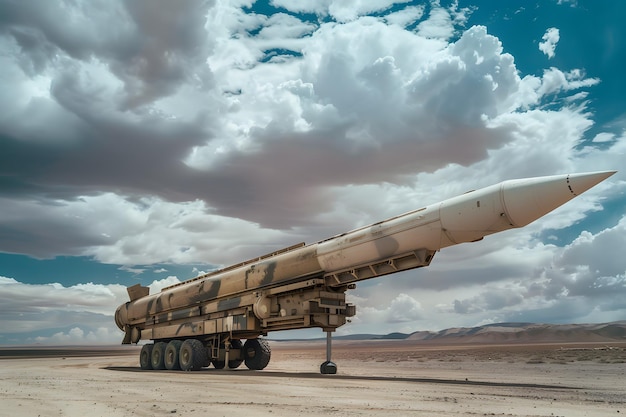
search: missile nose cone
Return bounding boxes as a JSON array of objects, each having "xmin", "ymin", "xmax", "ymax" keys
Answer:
[
  {"xmin": 501, "ymin": 171, "xmax": 616, "ymax": 228},
  {"xmin": 566, "ymin": 171, "xmax": 616, "ymax": 196}
]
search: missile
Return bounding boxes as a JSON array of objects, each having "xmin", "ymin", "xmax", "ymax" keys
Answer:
[
  {"xmin": 114, "ymin": 171, "xmax": 615, "ymax": 373},
  {"xmin": 319, "ymin": 171, "xmax": 616, "ymax": 273}
]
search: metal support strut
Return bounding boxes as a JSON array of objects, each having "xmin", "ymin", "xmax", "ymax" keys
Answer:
[
  {"xmin": 320, "ymin": 331, "xmax": 337, "ymax": 374},
  {"xmin": 224, "ymin": 339, "xmax": 231, "ymax": 369}
]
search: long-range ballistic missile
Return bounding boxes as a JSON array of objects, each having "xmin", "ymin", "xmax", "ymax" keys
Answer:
[{"xmin": 114, "ymin": 171, "xmax": 615, "ymax": 373}]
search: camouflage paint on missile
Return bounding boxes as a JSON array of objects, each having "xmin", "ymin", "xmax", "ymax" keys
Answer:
[{"xmin": 117, "ymin": 245, "xmax": 323, "ymax": 326}]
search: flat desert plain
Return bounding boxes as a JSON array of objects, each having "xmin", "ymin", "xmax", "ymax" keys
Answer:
[{"xmin": 1, "ymin": 340, "xmax": 625, "ymax": 417}]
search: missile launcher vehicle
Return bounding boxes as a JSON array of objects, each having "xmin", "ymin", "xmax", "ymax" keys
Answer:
[{"xmin": 115, "ymin": 171, "xmax": 615, "ymax": 373}]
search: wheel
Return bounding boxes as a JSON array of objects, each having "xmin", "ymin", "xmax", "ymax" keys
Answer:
[
  {"xmin": 140, "ymin": 344, "xmax": 153, "ymax": 370},
  {"xmin": 179, "ymin": 339, "xmax": 207, "ymax": 371},
  {"xmin": 151, "ymin": 341, "xmax": 167, "ymax": 370},
  {"xmin": 320, "ymin": 360, "xmax": 337, "ymax": 374},
  {"xmin": 243, "ymin": 338, "xmax": 271, "ymax": 370},
  {"xmin": 212, "ymin": 339, "xmax": 244, "ymax": 369},
  {"xmin": 164, "ymin": 340, "xmax": 183, "ymax": 370}
]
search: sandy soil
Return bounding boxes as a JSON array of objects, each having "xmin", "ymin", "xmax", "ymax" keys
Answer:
[{"xmin": 1, "ymin": 340, "xmax": 625, "ymax": 417}]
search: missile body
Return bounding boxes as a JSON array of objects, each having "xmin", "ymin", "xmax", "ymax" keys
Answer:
[{"xmin": 114, "ymin": 171, "xmax": 614, "ymax": 371}]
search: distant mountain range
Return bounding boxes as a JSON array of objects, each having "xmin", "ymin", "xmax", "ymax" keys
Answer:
[{"xmin": 288, "ymin": 321, "xmax": 626, "ymax": 343}]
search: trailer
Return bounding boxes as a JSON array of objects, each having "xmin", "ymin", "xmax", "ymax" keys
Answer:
[{"xmin": 114, "ymin": 171, "xmax": 614, "ymax": 373}]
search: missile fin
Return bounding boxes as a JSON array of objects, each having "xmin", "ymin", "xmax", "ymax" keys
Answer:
[{"xmin": 127, "ymin": 284, "xmax": 150, "ymax": 301}]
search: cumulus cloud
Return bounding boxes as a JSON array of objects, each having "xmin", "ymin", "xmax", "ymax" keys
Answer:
[
  {"xmin": 148, "ymin": 276, "xmax": 181, "ymax": 294},
  {"xmin": 539, "ymin": 27, "xmax": 560, "ymax": 58},
  {"xmin": 0, "ymin": 1, "xmax": 623, "ymax": 341},
  {"xmin": 0, "ymin": 276, "xmax": 124, "ymax": 344},
  {"xmin": 384, "ymin": 5, "xmax": 426, "ymax": 27},
  {"xmin": 0, "ymin": 276, "xmax": 127, "ymax": 317},
  {"xmin": 32, "ymin": 326, "xmax": 121, "ymax": 345},
  {"xmin": 345, "ymin": 293, "xmax": 423, "ymax": 333},
  {"xmin": 0, "ymin": 193, "xmax": 294, "ymax": 265},
  {"xmin": 0, "ymin": 275, "xmax": 185, "ymax": 345},
  {"xmin": 1, "ymin": 2, "xmax": 606, "ymax": 256},
  {"xmin": 547, "ymin": 217, "xmax": 626, "ymax": 299},
  {"xmin": 270, "ymin": 0, "xmax": 428, "ymax": 23}
]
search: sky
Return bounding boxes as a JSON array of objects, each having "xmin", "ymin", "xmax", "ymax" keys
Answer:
[{"xmin": 0, "ymin": 0, "xmax": 625, "ymax": 345}]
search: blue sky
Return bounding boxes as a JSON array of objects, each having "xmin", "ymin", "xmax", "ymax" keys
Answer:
[{"xmin": 0, "ymin": 0, "xmax": 624, "ymax": 345}]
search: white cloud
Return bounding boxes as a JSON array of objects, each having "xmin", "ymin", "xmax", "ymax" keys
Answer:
[
  {"xmin": 346, "ymin": 293, "xmax": 423, "ymax": 333},
  {"xmin": 0, "ymin": 193, "xmax": 294, "ymax": 265},
  {"xmin": 1, "ymin": 0, "xmax": 615, "ymax": 265},
  {"xmin": 384, "ymin": 5, "xmax": 425, "ymax": 27},
  {"xmin": 592, "ymin": 132, "xmax": 615, "ymax": 143},
  {"xmin": 557, "ymin": 0, "xmax": 578, "ymax": 7},
  {"xmin": 0, "ymin": 2, "xmax": 622, "ymax": 341},
  {"xmin": 271, "ymin": 0, "xmax": 414, "ymax": 23},
  {"xmin": 0, "ymin": 277, "xmax": 127, "ymax": 317},
  {"xmin": 553, "ymin": 218, "xmax": 626, "ymax": 292},
  {"xmin": 417, "ymin": 5, "xmax": 454, "ymax": 39},
  {"xmin": 0, "ymin": 275, "xmax": 188, "ymax": 345},
  {"xmin": 537, "ymin": 68, "xmax": 599, "ymax": 97},
  {"xmin": 576, "ymin": 131, "xmax": 626, "ymax": 174},
  {"xmin": 148, "ymin": 276, "xmax": 181, "ymax": 294},
  {"xmin": 539, "ymin": 27, "xmax": 560, "ymax": 58},
  {"xmin": 33, "ymin": 326, "xmax": 120, "ymax": 345},
  {"xmin": 0, "ymin": 277, "xmax": 130, "ymax": 344}
]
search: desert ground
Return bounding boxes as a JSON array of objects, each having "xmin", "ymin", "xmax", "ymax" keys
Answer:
[{"xmin": 1, "ymin": 340, "xmax": 625, "ymax": 417}]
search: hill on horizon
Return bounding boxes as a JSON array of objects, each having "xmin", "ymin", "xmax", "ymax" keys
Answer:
[
  {"xmin": 276, "ymin": 321, "xmax": 626, "ymax": 344},
  {"xmin": 405, "ymin": 321, "xmax": 626, "ymax": 344}
]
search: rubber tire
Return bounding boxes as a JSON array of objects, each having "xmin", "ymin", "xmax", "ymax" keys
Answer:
[
  {"xmin": 151, "ymin": 341, "xmax": 167, "ymax": 370},
  {"xmin": 179, "ymin": 339, "xmax": 207, "ymax": 371},
  {"xmin": 140, "ymin": 344, "xmax": 153, "ymax": 370},
  {"xmin": 243, "ymin": 338, "xmax": 271, "ymax": 370},
  {"xmin": 212, "ymin": 339, "xmax": 244, "ymax": 369},
  {"xmin": 164, "ymin": 340, "xmax": 183, "ymax": 370}
]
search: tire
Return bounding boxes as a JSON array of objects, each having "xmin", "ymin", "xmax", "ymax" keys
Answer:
[
  {"xmin": 164, "ymin": 340, "xmax": 183, "ymax": 370},
  {"xmin": 151, "ymin": 341, "xmax": 167, "ymax": 370},
  {"xmin": 179, "ymin": 339, "xmax": 207, "ymax": 371},
  {"xmin": 140, "ymin": 344, "xmax": 153, "ymax": 370},
  {"xmin": 243, "ymin": 338, "xmax": 271, "ymax": 370},
  {"xmin": 212, "ymin": 339, "xmax": 243, "ymax": 369}
]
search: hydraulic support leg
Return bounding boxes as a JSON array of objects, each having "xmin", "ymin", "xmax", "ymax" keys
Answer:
[{"xmin": 320, "ymin": 331, "xmax": 337, "ymax": 374}]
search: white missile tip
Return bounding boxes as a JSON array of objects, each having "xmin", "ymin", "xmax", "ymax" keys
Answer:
[
  {"xmin": 567, "ymin": 170, "xmax": 617, "ymax": 196},
  {"xmin": 500, "ymin": 170, "xmax": 616, "ymax": 228},
  {"xmin": 588, "ymin": 170, "xmax": 617, "ymax": 177}
]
